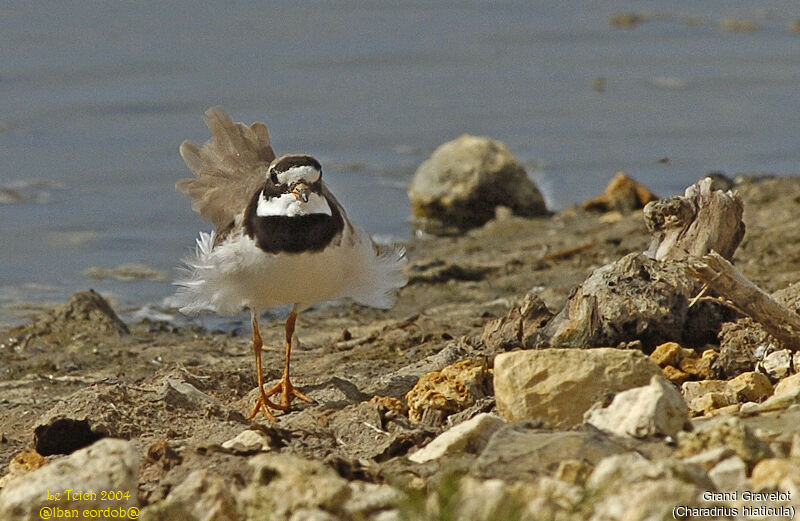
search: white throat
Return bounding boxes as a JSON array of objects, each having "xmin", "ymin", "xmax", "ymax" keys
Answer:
[{"xmin": 256, "ymin": 191, "xmax": 332, "ymax": 217}]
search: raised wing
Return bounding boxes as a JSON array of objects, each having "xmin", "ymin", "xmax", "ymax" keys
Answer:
[{"xmin": 176, "ymin": 106, "xmax": 276, "ymax": 230}]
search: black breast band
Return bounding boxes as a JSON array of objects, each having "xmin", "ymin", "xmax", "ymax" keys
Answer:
[{"xmin": 244, "ymin": 192, "xmax": 345, "ymax": 254}]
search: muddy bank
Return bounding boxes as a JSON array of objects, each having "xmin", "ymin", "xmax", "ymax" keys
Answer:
[{"xmin": 2, "ymin": 175, "xmax": 800, "ymax": 520}]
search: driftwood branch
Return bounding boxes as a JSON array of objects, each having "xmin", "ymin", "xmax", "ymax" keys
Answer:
[
  {"xmin": 644, "ymin": 177, "xmax": 745, "ymax": 261},
  {"xmin": 685, "ymin": 252, "xmax": 800, "ymax": 351}
]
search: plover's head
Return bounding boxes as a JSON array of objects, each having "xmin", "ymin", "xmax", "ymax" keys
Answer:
[{"xmin": 257, "ymin": 154, "xmax": 331, "ymax": 217}]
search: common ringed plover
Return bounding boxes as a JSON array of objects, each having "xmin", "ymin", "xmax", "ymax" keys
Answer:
[{"xmin": 174, "ymin": 107, "xmax": 407, "ymax": 420}]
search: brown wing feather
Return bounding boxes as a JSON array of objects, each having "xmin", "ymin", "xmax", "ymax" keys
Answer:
[{"xmin": 176, "ymin": 106, "xmax": 276, "ymax": 230}]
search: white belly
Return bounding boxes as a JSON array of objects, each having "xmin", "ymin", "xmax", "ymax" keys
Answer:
[
  {"xmin": 220, "ymin": 235, "xmax": 358, "ymax": 310},
  {"xmin": 174, "ymin": 227, "xmax": 407, "ymax": 315}
]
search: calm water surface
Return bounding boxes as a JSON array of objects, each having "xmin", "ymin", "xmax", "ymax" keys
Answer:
[{"xmin": 2, "ymin": 2, "xmax": 800, "ymax": 326}]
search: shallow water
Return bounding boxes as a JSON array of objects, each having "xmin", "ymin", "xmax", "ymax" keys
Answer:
[{"xmin": 2, "ymin": 2, "xmax": 800, "ymax": 326}]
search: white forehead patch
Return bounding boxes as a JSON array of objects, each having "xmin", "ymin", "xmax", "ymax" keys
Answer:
[
  {"xmin": 274, "ymin": 165, "xmax": 321, "ymax": 185},
  {"xmin": 256, "ymin": 191, "xmax": 332, "ymax": 218}
]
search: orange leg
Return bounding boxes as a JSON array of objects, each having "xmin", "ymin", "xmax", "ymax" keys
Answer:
[
  {"xmin": 248, "ymin": 306, "xmax": 313, "ymax": 420},
  {"xmin": 248, "ymin": 310, "xmax": 282, "ymax": 421},
  {"xmin": 264, "ymin": 305, "xmax": 313, "ymax": 408}
]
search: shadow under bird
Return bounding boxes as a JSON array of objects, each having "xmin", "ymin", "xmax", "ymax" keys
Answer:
[{"xmin": 173, "ymin": 107, "xmax": 408, "ymax": 420}]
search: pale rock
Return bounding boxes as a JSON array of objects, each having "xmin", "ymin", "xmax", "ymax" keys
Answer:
[
  {"xmin": 372, "ymin": 511, "xmax": 401, "ymax": 521},
  {"xmin": 705, "ymin": 403, "xmax": 740, "ymax": 417},
  {"xmin": 238, "ymin": 454, "xmax": 349, "ymax": 521},
  {"xmin": 757, "ymin": 389, "xmax": 800, "ymax": 412},
  {"xmin": 793, "ymin": 351, "xmax": 800, "ymax": 373},
  {"xmin": 750, "ymin": 458, "xmax": 800, "ymax": 490},
  {"xmin": 409, "ymin": 412, "xmax": 504, "ymax": 463},
  {"xmin": 585, "ymin": 375, "xmax": 688, "ymax": 438},
  {"xmin": 341, "ymin": 482, "xmax": 403, "ymax": 517},
  {"xmin": 0, "ymin": 439, "xmax": 138, "ymax": 521},
  {"xmin": 774, "ymin": 372, "xmax": 800, "ymax": 397},
  {"xmin": 159, "ymin": 377, "xmax": 227, "ymax": 417},
  {"xmin": 688, "ymin": 392, "xmax": 731, "ymax": 416},
  {"xmin": 739, "ymin": 401, "xmax": 761, "ymax": 415},
  {"xmin": 708, "ymin": 455, "xmax": 747, "ymax": 491},
  {"xmin": 761, "ymin": 349, "xmax": 792, "ymax": 379},
  {"xmin": 681, "ymin": 380, "xmax": 732, "ymax": 415},
  {"xmin": 494, "ymin": 348, "xmax": 662, "ymax": 428},
  {"xmin": 724, "ymin": 371, "xmax": 773, "ymax": 403},
  {"xmin": 221, "ymin": 429, "xmax": 271, "ymax": 454},
  {"xmin": 681, "ymin": 380, "xmax": 727, "ymax": 403},
  {"xmin": 140, "ymin": 470, "xmax": 239, "ymax": 521},
  {"xmin": 408, "ymin": 134, "xmax": 546, "ymax": 231},
  {"xmin": 680, "ymin": 447, "xmax": 736, "ymax": 471},
  {"xmin": 288, "ymin": 510, "xmax": 340, "ymax": 521}
]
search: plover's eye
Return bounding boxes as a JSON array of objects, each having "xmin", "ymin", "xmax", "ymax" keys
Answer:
[{"xmin": 270, "ymin": 171, "xmax": 279, "ymax": 185}]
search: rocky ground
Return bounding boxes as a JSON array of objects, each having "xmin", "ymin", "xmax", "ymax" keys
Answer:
[{"xmin": 2, "ymin": 174, "xmax": 800, "ymax": 520}]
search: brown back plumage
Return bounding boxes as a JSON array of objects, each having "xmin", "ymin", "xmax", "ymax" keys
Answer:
[{"xmin": 176, "ymin": 107, "xmax": 276, "ymax": 230}]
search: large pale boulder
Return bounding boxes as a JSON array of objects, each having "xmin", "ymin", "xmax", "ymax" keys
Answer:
[
  {"xmin": 494, "ymin": 348, "xmax": 662, "ymax": 428},
  {"xmin": 0, "ymin": 439, "xmax": 139, "ymax": 521},
  {"xmin": 408, "ymin": 135, "xmax": 546, "ymax": 232}
]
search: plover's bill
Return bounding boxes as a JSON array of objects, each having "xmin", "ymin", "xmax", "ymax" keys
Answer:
[{"xmin": 174, "ymin": 107, "xmax": 408, "ymax": 420}]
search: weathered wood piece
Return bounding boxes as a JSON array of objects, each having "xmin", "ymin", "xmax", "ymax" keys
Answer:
[
  {"xmin": 526, "ymin": 177, "xmax": 747, "ymax": 350},
  {"xmin": 685, "ymin": 252, "xmax": 800, "ymax": 351},
  {"xmin": 644, "ymin": 177, "xmax": 745, "ymax": 262}
]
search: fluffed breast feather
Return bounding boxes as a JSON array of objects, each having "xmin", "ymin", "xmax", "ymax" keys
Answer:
[{"xmin": 176, "ymin": 106, "xmax": 276, "ymax": 230}]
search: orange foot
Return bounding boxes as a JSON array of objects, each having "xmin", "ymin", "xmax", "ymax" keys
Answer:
[{"xmin": 248, "ymin": 377, "xmax": 313, "ymax": 420}]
